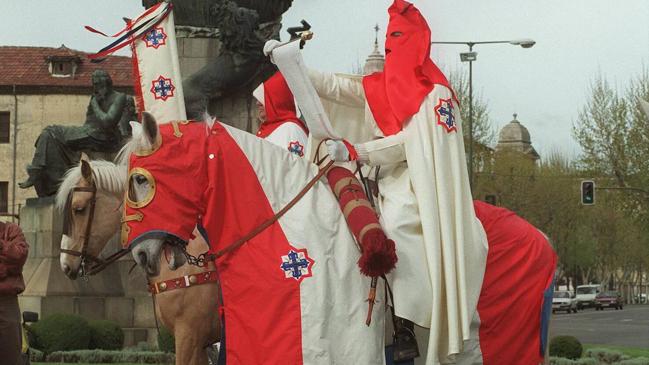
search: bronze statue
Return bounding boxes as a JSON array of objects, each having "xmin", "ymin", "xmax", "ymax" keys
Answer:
[
  {"xmin": 143, "ymin": 0, "xmax": 295, "ymax": 119},
  {"xmin": 19, "ymin": 69, "xmax": 136, "ymax": 197}
]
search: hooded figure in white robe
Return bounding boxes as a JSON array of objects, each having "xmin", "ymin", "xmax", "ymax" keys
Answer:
[
  {"xmin": 253, "ymin": 71, "xmax": 309, "ymax": 157},
  {"xmin": 308, "ymin": 1, "xmax": 489, "ymax": 363}
]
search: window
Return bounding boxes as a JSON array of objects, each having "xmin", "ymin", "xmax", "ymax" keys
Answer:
[
  {"xmin": 0, "ymin": 112, "xmax": 9, "ymax": 143},
  {"xmin": 51, "ymin": 61, "xmax": 74, "ymax": 76},
  {"xmin": 0, "ymin": 182, "xmax": 8, "ymax": 213}
]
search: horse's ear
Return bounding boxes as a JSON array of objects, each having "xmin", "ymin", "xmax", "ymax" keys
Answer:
[
  {"xmin": 80, "ymin": 159, "xmax": 93, "ymax": 184},
  {"xmin": 141, "ymin": 111, "xmax": 158, "ymax": 147},
  {"xmin": 80, "ymin": 152, "xmax": 90, "ymax": 162}
]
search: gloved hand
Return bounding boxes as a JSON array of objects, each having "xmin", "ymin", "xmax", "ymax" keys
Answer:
[
  {"xmin": 263, "ymin": 40, "xmax": 282, "ymax": 63},
  {"xmin": 326, "ymin": 140, "xmax": 351, "ymax": 162}
]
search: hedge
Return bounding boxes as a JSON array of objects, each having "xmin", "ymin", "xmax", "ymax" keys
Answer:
[
  {"xmin": 89, "ymin": 320, "xmax": 124, "ymax": 350},
  {"xmin": 30, "ymin": 314, "xmax": 91, "ymax": 354},
  {"xmin": 157, "ymin": 326, "xmax": 175, "ymax": 354},
  {"xmin": 45, "ymin": 349, "xmax": 174, "ymax": 363},
  {"xmin": 550, "ymin": 336, "xmax": 584, "ymax": 360}
]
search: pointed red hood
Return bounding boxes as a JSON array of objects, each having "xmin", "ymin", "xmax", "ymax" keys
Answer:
[
  {"xmin": 363, "ymin": 0, "xmax": 453, "ymax": 136},
  {"xmin": 257, "ymin": 72, "xmax": 308, "ymax": 138}
]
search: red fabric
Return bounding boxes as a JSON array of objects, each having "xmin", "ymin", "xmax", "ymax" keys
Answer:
[
  {"xmin": 362, "ymin": 0, "xmax": 452, "ymax": 136},
  {"xmin": 473, "ymin": 201, "xmax": 557, "ymax": 365},
  {"xmin": 341, "ymin": 140, "xmax": 359, "ymax": 161},
  {"xmin": 257, "ymin": 72, "xmax": 308, "ymax": 138},
  {"xmin": 326, "ymin": 167, "xmax": 396, "ymax": 276},
  {"xmin": 0, "ymin": 222, "xmax": 29, "ymax": 295},
  {"xmin": 123, "ymin": 122, "xmax": 209, "ymax": 247},
  {"xmin": 124, "ymin": 122, "xmax": 303, "ymax": 364}
]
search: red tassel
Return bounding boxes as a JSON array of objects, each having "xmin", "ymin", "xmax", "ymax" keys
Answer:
[
  {"xmin": 326, "ymin": 166, "xmax": 397, "ymax": 277},
  {"xmin": 358, "ymin": 230, "xmax": 397, "ymax": 277}
]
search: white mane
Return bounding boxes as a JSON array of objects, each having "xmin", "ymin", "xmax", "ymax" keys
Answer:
[{"xmin": 55, "ymin": 160, "xmax": 127, "ymax": 211}]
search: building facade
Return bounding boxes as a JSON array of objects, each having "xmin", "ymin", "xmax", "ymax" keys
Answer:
[{"xmin": 0, "ymin": 46, "xmax": 133, "ymax": 222}]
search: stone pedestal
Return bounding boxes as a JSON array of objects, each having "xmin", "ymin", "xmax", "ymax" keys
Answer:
[
  {"xmin": 18, "ymin": 198, "xmax": 156, "ymax": 347},
  {"xmin": 177, "ymin": 30, "xmax": 262, "ymax": 133}
]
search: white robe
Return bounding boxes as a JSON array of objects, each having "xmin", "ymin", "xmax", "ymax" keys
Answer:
[
  {"xmin": 261, "ymin": 122, "xmax": 309, "ymax": 158},
  {"xmin": 308, "ymin": 70, "xmax": 489, "ymax": 364}
]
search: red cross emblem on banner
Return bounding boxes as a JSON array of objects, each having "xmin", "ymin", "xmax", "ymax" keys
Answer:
[
  {"xmin": 150, "ymin": 75, "xmax": 175, "ymax": 101},
  {"xmin": 143, "ymin": 27, "xmax": 167, "ymax": 49}
]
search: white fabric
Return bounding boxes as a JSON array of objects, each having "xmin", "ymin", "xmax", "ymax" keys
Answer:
[
  {"xmin": 252, "ymin": 82, "xmax": 265, "ymax": 105},
  {"xmin": 307, "ymin": 70, "xmax": 488, "ymax": 364},
  {"xmin": 266, "ymin": 40, "xmax": 340, "ymax": 139},
  {"xmin": 132, "ymin": 4, "xmax": 186, "ymax": 123},
  {"xmin": 325, "ymin": 140, "xmax": 350, "ymax": 162},
  {"xmin": 220, "ymin": 123, "xmax": 386, "ymax": 365},
  {"xmin": 263, "ymin": 122, "xmax": 309, "ymax": 157}
]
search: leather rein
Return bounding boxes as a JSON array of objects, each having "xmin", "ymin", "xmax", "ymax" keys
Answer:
[
  {"xmin": 177, "ymin": 159, "xmax": 335, "ymax": 266},
  {"xmin": 60, "ymin": 183, "xmax": 131, "ymax": 277}
]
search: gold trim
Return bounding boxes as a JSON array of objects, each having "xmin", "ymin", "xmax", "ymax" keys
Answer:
[
  {"xmin": 121, "ymin": 222, "xmax": 131, "ymax": 246},
  {"xmin": 126, "ymin": 167, "xmax": 156, "ymax": 209},
  {"xmin": 122, "ymin": 212, "xmax": 144, "ymax": 223},
  {"xmin": 171, "ymin": 121, "xmax": 183, "ymax": 138},
  {"xmin": 333, "ymin": 177, "xmax": 361, "ymax": 197},
  {"xmin": 342, "ymin": 199, "xmax": 374, "ymax": 218},
  {"xmin": 134, "ymin": 134, "xmax": 162, "ymax": 157},
  {"xmin": 358, "ymin": 223, "xmax": 382, "ymax": 244}
]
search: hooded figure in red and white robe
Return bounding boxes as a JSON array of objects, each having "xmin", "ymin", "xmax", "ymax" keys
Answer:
[
  {"xmin": 253, "ymin": 71, "xmax": 309, "ymax": 157},
  {"xmin": 308, "ymin": 0, "xmax": 489, "ymax": 363}
]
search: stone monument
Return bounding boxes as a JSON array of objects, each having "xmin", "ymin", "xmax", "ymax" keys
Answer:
[
  {"xmin": 18, "ymin": 70, "xmax": 136, "ymax": 197},
  {"xmin": 145, "ymin": 0, "xmax": 295, "ymax": 132}
]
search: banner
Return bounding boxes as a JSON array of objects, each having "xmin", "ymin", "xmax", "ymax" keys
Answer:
[{"xmin": 88, "ymin": 2, "xmax": 186, "ymax": 123}]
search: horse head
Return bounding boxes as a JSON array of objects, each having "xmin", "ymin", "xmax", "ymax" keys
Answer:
[
  {"xmin": 123, "ymin": 112, "xmax": 208, "ymax": 276},
  {"xmin": 57, "ymin": 158, "xmax": 123, "ymax": 279}
]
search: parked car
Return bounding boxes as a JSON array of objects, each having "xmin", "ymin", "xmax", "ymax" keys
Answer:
[
  {"xmin": 576, "ymin": 284, "xmax": 602, "ymax": 309},
  {"xmin": 595, "ymin": 291, "xmax": 624, "ymax": 310},
  {"xmin": 633, "ymin": 293, "xmax": 647, "ymax": 304},
  {"xmin": 552, "ymin": 290, "xmax": 578, "ymax": 313}
]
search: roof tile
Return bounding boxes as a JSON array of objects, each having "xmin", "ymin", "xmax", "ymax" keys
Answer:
[{"xmin": 0, "ymin": 45, "xmax": 132, "ymax": 88}]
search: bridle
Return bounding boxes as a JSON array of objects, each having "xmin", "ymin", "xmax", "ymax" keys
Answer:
[{"xmin": 60, "ymin": 182, "xmax": 131, "ymax": 278}]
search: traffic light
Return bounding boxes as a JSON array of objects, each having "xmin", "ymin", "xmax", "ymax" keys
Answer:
[{"xmin": 581, "ymin": 180, "xmax": 595, "ymax": 205}]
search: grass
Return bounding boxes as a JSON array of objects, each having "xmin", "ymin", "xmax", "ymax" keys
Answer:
[{"xmin": 584, "ymin": 344, "xmax": 649, "ymax": 358}]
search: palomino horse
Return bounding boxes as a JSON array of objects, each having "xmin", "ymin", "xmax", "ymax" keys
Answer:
[
  {"xmin": 56, "ymin": 159, "xmax": 220, "ymax": 365},
  {"xmin": 121, "ymin": 114, "xmax": 386, "ymax": 364},
  {"xmin": 123, "ymin": 114, "xmax": 557, "ymax": 365}
]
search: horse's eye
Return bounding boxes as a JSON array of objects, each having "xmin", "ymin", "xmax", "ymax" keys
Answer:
[
  {"xmin": 390, "ymin": 31, "xmax": 403, "ymax": 37},
  {"xmin": 73, "ymin": 206, "xmax": 86, "ymax": 214},
  {"xmin": 135, "ymin": 175, "xmax": 147, "ymax": 184}
]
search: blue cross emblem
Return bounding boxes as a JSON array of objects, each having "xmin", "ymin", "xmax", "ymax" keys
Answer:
[
  {"xmin": 435, "ymin": 98, "xmax": 457, "ymax": 133},
  {"xmin": 150, "ymin": 76, "xmax": 175, "ymax": 101},
  {"xmin": 144, "ymin": 27, "xmax": 167, "ymax": 49},
  {"xmin": 280, "ymin": 249, "xmax": 313, "ymax": 281},
  {"xmin": 288, "ymin": 141, "xmax": 304, "ymax": 157}
]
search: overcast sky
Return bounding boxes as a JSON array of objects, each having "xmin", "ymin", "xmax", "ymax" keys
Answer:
[{"xmin": 1, "ymin": 0, "xmax": 648, "ymax": 158}]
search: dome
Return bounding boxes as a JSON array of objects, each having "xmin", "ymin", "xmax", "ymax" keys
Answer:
[
  {"xmin": 496, "ymin": 114, "xmax": 539, "ymax": 160},
  {"xmin": 498, "ymin": 114, "xmax": 531, "ymax": 144},
  {"xmin": 363, "ymin": 25, "xmax": 385, "ymax": 75}
]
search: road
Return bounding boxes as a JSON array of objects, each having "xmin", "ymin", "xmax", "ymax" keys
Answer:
[{"xmin": 550, "ymin": 305, "xmax": 649, "ymax": 348}]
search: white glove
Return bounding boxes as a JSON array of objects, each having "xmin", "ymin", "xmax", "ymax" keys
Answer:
[
  {"xmin": 263, "ymin": 40, "xmax": 283, "ymax": 63},
  {"xmin": 326, "ymin": 140, "xmax": 351, "ymax": 162}
]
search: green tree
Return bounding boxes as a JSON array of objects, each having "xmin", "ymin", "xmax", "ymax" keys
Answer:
[
  {"xmin": 573, "ymin": 75, "xmax": 632, "ymax": 187},
  {"xmin": 448, "ymin": 70, "xmax": 496, "ymax": 147}
]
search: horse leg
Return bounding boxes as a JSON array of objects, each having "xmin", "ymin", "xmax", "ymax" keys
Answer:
[{"xmin": 174, "ymin": 323, "xmax": 209, "ymax": 365}]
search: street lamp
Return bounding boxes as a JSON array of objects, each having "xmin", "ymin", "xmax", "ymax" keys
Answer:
[{"xmin": 431, "ymin": 39, "xmax": 536, "ymax": 192}]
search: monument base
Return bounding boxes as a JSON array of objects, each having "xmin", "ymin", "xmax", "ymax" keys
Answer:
[{"xmin": 19, "ymin": 197, "xmax": 156, "ymax": 347}]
